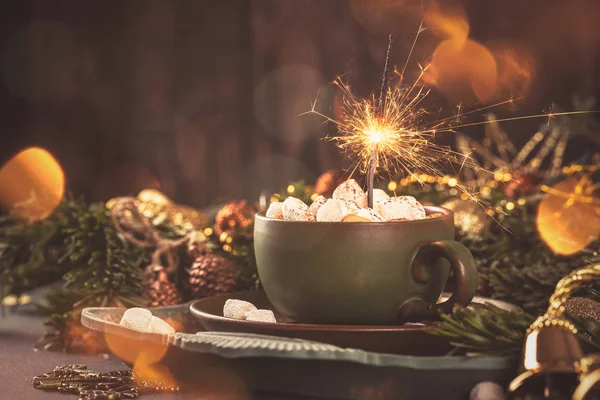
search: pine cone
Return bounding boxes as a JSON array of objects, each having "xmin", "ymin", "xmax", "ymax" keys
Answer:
[
  {"xmin": 144, "ymin": 279, "xmax": 182, "ymax": 307},
  {"xmin": 189, "ymin": 254, "xmax": 239, "ymax": 298},
  {"xmin": 143, "ymin": 265, "xmax": 182, "ymax": 307}
]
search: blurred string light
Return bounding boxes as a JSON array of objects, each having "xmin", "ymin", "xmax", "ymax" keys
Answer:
[{"xmin": 0, "ymin": 147, "xmax": 64, "ymax": 222}]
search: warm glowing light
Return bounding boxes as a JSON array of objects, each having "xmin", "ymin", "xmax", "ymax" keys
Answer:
[
  {"xmin": 310, "ymin": 193, "xmax": 319, "ymax": 201},
  {"xmin": 104, "ymin": 332, "xmax": 168, "ymax": 365},
  {"xmin": 505, "ymin": 202, "xmax": 515, "ymax": 211},
  {"xmin": 307, "ymin": 71, "xmax": 486, "ymax": 205},
  {"xmin": 0, "ymin": 147, "xmax": 64, "ymax": 222},
  {"xmin": 366, "ymin": 127, "xmax": 384, "ymax": 144},
  {"xmin": 537, "ymin": 176, "xmax": 600, "ymax": 255},
  {"xmin": 138, "ymin": 189, "xmax": 171, "ymax": 205},
  {"xmin": 388, "ymin": 181, "xmax": 397, "ymax": 191},
  {"xmin": 523, "ymin": 330, "xmax": 540, "ymax": 371},
  {"xmin": 204, "ymin": 227, "xmax": 213, "ymax": 236},
  {"xmin": 287, "ymin": 185, "xmax": 295, "ymax": 194}
]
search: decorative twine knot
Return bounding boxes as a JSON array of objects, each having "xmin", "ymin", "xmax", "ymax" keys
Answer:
[{"xmin": 109, "ymin": 197, "xmax": 191, "ymax": 275}]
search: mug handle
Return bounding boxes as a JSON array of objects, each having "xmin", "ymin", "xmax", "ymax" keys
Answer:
[{"xmin": 409, "ymin": 240, "xmax": 478, "ymax": 315}]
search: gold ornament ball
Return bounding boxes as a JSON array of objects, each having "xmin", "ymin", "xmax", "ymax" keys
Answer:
[{"xmin": 214, "ymin": 200, "xmax": 254, "ymax": 236}]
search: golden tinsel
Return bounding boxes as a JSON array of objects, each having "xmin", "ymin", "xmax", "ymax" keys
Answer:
[
  {"xmin": 189, "ymin": 254, "xmax": 239, "ymax": 299},
  {"xmin": 214, "ymin": 200, "xmax": 253, "ymax": 236},
  {"xmin": 314, "ymin": 169, "xmax": 343, "ymax": 197},
  {"xmin": 143, "ymin": 266, "xmax": 182, "ymax": 307}
]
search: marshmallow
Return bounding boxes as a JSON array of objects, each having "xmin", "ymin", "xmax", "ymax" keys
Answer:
[
  {"xmin": 223, "ymin": 299, "xmax": 257, "ymax": 320},
  {"xmin": 120, "ymin": 308, "xmax": 152, "ymax": 331},
  {"xmin": 148, "ymin": 316, "xmax": 176, "ymax": 334},
  {"xmin": 356, "ymin": 207, "xmax": 386, "ymax": 222},
  {"xmin": 316, "ymin": 198, "xmax": 351, "ymax": 222},
  {"xmin": 245, "ymin": 309, "xmax": 277, "ymax": 323},
  {"xmin": 282, "ymin": 197, "xmax": 315, "ymax": 221},
  {"xmin": 309, "ymin": 195, "xmax": 327, "ymax": 216},
  {"xmin": 372, "ymin": 189, "xmax": 390, "ymax": 216},
  {"xmin": 333, "ymin": 179, "xmax": 368, "ymax": 208},
  {"xmin": 266, "ymin": 202, "xmax": 284, "ymax": 219},
  {"xmin": 380, "ymin": 196, "xmax": 426, "ymax": 221},
  {"xmin": 342, "ymin": 214, "xmax": 371, "ymax": 222},
  {"xmin": 344, "ymin": 200, "xmax": 361, "ymax": 214}
]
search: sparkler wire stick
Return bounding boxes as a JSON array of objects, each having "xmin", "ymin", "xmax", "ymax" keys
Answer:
[{"xmin": 368, "ymin": 34, "xmax": 394, "ymax": 208}]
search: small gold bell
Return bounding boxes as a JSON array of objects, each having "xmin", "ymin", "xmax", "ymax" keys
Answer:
[
  {"xmin": 508, "ymin": 321, "xmax": 582, "ymax": 398},
  {"xmin": 508, "ymin": 264, "xmax": 600, "ymax": 399}
]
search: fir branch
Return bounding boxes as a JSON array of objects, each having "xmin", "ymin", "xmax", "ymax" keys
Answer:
[{"xmin": 426, "ymin": 304, "xmax": 535, "ymax": 357}]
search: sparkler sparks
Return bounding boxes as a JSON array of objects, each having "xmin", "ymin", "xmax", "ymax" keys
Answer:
[
  {"xmin": 306, "ymin": 66, "xmax": 486, "ymax": 204},
  {"xmin": 304, "ymin": 21, "xmax": 598, "ymax": 212}
]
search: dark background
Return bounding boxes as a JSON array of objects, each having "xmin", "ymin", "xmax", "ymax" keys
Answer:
[{"xmin": 0, "ymin": 0, "xmax": 598, "ymax": 207}]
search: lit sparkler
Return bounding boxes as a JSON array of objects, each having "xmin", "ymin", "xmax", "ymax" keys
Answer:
[
  {"xmin": 305, "ymin": 21, "xmax": 597, "ymax": 210},
  {"xmin": 306, "ymin": 24, "xmax": 486, "ymax": 205}
]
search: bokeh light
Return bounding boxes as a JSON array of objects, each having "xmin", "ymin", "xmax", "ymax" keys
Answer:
[
  {"xmin": 537, "ymin": 177, "xmax": 600, "ymax": 255},
  {"xmin": 0, "ymin": 147, "xmax": 64, "ymax": 222},
  {"xmin": 425, "ymin": 38, "xmax": 498, "ymax": 103},
  {"xmin": 423, "ymin": 2, "xmax": 535, "ymax": 104},
  {"xmin": 424, "ymin": 2, "xmax": 469, "ymax": 47},
  {"xmin": 104, "ymin": 332, "xmax": 168, "ymax": 365}
]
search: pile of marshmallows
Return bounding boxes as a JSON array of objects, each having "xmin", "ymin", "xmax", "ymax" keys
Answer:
[
  {"xmin": 119, "ymin": 308, "xmax": 176, "ymax": 334},
  {"xmin": 223, "ymin": 299, "xmax": 277, "ymax": 323},
  {"xmin": 266, "ymin": 179, "xmax": 426, "ymax": 223}
]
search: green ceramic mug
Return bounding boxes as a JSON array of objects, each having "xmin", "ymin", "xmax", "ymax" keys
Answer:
[{"xmin": 254, "ymin": 206, "xmax": 478, "ymax": 325}]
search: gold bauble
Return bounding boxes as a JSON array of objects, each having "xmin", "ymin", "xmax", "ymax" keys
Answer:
[{"xmin": 214, "ymin": 200, "xmax": 254, "ymax": 236}]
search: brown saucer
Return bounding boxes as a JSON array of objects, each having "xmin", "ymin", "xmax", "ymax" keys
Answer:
[{"xmin": 190, "ymin": 291, "xmax": 519, "ymax": 356}]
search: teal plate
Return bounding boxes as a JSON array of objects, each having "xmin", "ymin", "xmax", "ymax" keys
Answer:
[{"xmin": 82, "ymin": 301, "xmax": 517, "ymax": 399}]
